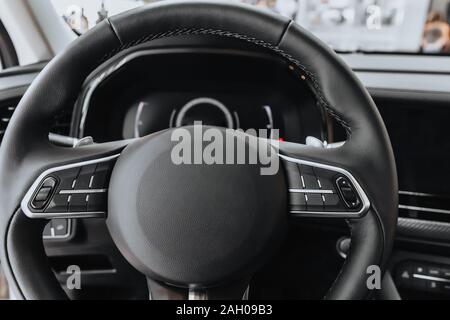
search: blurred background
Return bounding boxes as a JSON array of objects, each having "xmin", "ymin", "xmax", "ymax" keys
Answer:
[{"xmin": 51, "ymin": 0, "xmax": 450, "ymax": 54}]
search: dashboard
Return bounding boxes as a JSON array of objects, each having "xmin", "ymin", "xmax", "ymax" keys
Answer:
[
  {"xmin": 66, "ymin": 44, "xmax": 450, "ymax": 299},
  {"xmin": 70, "ymin": 42, "xmax": 450, "ymax": 233},
  {"xmin": 73, "ymin": 47, "xmax": 325, "ymax": 145}
]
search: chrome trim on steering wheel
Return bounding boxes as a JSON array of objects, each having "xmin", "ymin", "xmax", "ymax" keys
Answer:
[
  {"xmin": 21, "ymin": 154, "xmax": 120, "ymax": 219},
  {"xmin": 279, "ymin": 154, "xmax": 370, "ymax": 219}
]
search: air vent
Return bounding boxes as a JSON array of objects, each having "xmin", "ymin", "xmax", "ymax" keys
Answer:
[
  {"xmin": 399, "ymin": 191, "xmax": 450, "ymax": 223},
  {"xmin": 0, "ymin": 97, "xmax": 72, "ymax": 143},
  {"xmin": 0, "ymin": 98, "xmax": 18, "ymax": 143}
]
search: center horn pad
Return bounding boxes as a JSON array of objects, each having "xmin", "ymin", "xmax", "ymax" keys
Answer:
[{"xmin": 107, "ymin": 127, "xmax": 287, "ymax": 287}]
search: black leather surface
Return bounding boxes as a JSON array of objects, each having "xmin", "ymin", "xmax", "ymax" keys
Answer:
[
  {"xmin": 6, "ymin": 212, "xmax": 67, "ymax": 299},
  {"xmin": 0, "ymin": 20, "xmax": 122, "ymax": 299},
  {"xmin": 277, "ymin": 21, "xmax": 398, "ymax": 298},
  {"xmin": 0, "ymin": 0, "xmax": 397, "ymax": 300},
  {"xmin": 108, "ymin": 0, "xmax": 289, "ymax": 46}
]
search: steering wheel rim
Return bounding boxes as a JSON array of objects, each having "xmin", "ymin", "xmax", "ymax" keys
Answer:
[{"xmin": 0, "ymin": 0, "xmax": 397, "ymax": 300}]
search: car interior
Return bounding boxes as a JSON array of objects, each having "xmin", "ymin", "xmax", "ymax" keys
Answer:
[{"xmin": 0, "ymin": 0, "xmax": 450, "ymax": 301}]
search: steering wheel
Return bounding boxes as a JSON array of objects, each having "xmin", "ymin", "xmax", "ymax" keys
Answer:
[{"xmin": 0, "ymin": 0, "xmax": 397, "ymax": 300}]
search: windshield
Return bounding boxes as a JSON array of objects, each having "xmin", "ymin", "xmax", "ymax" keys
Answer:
[{"xmin": 51, "ymin": 0, "xmax": 450, "ymax": 55}]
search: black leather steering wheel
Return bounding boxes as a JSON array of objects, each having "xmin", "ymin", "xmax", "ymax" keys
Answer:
[{"xmin": 0, "ymin": 0, "xmax": 397, "ymax": 300}]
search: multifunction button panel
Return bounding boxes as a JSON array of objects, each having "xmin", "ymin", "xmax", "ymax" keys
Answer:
[
  {"xmin": 396, "ymin": 261, "xmax": 450, "ymax": 295},
  {"xmin": 281, "ymin": 156, "xmax": 369, "ymax": 218},
  {"xmin": 22, "ymin": 155, "xmax": 119, "ymax": 219}
]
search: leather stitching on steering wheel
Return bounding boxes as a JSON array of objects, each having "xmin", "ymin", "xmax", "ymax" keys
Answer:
[{"xmin": 101, "ymin": 27, "xmax": 353, "ymax": 136}]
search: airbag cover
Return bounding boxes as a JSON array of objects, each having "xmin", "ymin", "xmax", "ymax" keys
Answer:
[{"xmin": 107, "ymin": 127, "xmax": 287, "ymax": 286}]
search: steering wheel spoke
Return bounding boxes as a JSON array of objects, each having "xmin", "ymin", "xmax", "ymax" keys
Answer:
[
  {"xmin": 20, "ymin": 139, "xmax": 133, "ymax": 220},
  {"xmin": 278, "ymin": 141, "xmax": 370, "ymax": 219},
  {"xmin": 146, "ymin": 278, "xmax": 250, "ymax": 300}
]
